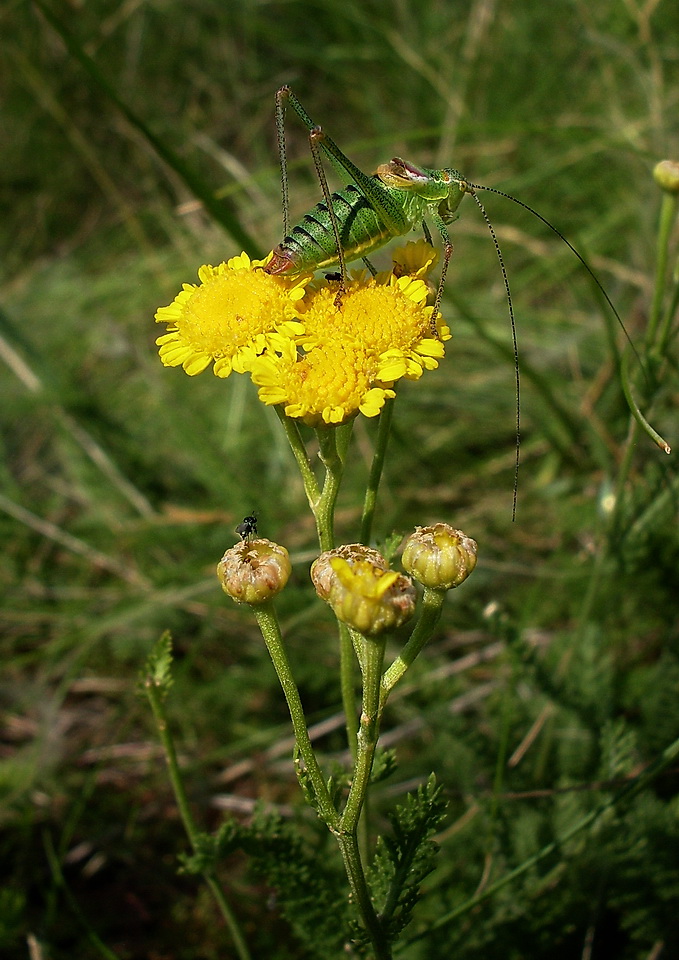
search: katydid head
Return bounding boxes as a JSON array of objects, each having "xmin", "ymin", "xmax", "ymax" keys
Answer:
[{"xmin": 376, "ymin": 158, "xmax": 468, "ymax": 221}]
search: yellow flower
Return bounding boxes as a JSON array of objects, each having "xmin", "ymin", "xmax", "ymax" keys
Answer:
[
  {"xmin": 390, "ymin": 239, "xmax": 440, "ymax": 279},
  {"xmin": 251, "ymin": 337, "xmax": 396, "ymax": 426},
  {"xmin": 154, "ymin": 252, "xmax": 308, "ymax": 378},
  {"xmin": 299, "ymin": 275, "xmax": 450, "ymax": 379}
]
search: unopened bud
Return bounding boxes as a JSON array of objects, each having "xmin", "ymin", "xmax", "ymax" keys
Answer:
[
  {"xmin": 401, "ymin": 523, "xmax": 477, "ymax": 590},
  {"xmin": 311, "ymin": 545, "xmax": 416, "ymax": 637},
  {"xmin": 653, "ymin": 160, "xmax": 679, "ymax": 195},
  {"xmin": 217, "ymin": 538, "xmax": 291, "ymax": 604}
]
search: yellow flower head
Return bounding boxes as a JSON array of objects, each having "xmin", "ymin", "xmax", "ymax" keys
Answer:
[
  {"xmin": 390, "ymin": 239, "xmax": 440, "ymax": 279},
  {"xmin": 251, "ymin": 336, "xmax": 396, "ymax": 426},
  {"xmin": 154, "ymin": 252, "xmax": 308, "ymax": 378},
  {"xmin": 298, "ymin": 274, "xmax": 451, "ymax": 382}
]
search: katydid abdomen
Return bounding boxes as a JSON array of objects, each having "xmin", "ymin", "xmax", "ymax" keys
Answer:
[{"xmin": 264, "ymin": 174, "xmax": 434, "ymax": 277}]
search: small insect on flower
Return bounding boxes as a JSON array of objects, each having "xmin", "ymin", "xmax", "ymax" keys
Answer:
[{"xmin": 236, "ymin": 512, "xmax": 258, "ymax": 541}]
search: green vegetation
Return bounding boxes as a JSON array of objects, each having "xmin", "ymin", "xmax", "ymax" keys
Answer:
[{"xmin": 1, "ymin": 1, "xmax": 678, "ymax": 958}]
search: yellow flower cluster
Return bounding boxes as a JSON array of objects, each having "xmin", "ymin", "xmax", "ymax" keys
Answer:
[{"xmin": 154, "ymin": 243, "xmax": 451, "ymax": 427}]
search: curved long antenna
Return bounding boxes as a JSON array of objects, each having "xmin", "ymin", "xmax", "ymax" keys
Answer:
[
  {"xmin": 468, "ymin": 188, "xmax": 520, "ymax": 522},
  {"xmin": 467, "ymin": 182, "xmax": 645, "ymax": 374}
]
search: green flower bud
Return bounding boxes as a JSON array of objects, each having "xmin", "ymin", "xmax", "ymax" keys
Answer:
[
  {"xmin": 401, "ymin": 523, "xmax": 477, "ymax": 590},
  {"xmin": 311, "ymin": 545, "xmax": 416, "ymax": 637},
  {"xmin": 217, "ymin": 538, "xmax": 291, "ymax": 604},
  {"xmin": 653, "ymin": 160, "xmax": 679, "ymax": 194}
]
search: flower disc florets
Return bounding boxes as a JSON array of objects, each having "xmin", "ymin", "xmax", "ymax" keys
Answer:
[
  {"xmin": 154, "ymin": 242, "xmax": 453, "ymax": 427},
  {"xmin": 155, "ymin": 253, "xmax": 308, "ymax": 378},
  {"xmin": 249, "ymin": 247, "xmax": 450, "ymax": 426},
  {"xmin": 401, "ymin": 523, "xmax": 478, "ymax": 590},
  {"xmin": 251, "ymin": 336, "xmax": 396, "ymax": 426},
  {"xmin": 298, "ymin": 274, "xmax": 450, "ymax": 366},
  {"xmin": 311, "ymin": 544, "xmax": 390, "ymax": 600}
]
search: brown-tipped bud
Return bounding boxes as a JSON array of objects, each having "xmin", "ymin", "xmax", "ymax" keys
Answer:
[
  {"xmin": 217, "ymin": 538, "xmax": 291, "ymax": 604},
  {"xmin": 311, "ymin": 545, "xmax": 416, "ymax": 637},
  {"xmin": 654, "ymin": 160, "xmax": 679, "ymax": 194},
  {"xmin": 401, "ymin": 523, "xmax": 478, "ymax": 590}
]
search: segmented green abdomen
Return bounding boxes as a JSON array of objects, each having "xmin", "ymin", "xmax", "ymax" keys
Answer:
[{"xmin": 271, "ymin": 179, "xmax": 421, "ymax": 275}]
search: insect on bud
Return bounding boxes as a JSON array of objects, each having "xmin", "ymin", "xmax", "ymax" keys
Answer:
[
  {"xmin": 401, "ymin": 523, "xmax": 478, "ymax": 590},
  {"xmin": 653, "ymin": 160, "xmax": 679, "ymax": 195},
  {"xmin": 217, "ymin": 538, "xmax": 291, "ymax": 605},
  {"xmin": 311, "ymin": 545, "xmax": 416, "ymax": 637}
]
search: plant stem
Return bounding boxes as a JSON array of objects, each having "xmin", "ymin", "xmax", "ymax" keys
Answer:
[
  {"xmin": 380, "ymin": 587, "xmax": 446, "ymax": 708},
  {"xmin": 339, "ymin": 621, "xmax": 359, "ymax": 760},
  {"xmin": 315, "ymin": 424, "xmax": 350, "ymax": 551},
  {"xmin": 253, "ymin": 602, "xmax": 339, "ymax": 829},
  {"xmin": 342, "ymin": 636, "xmax": 385, "ymax": 834},
  {"xmin": 336, "ymin": 635, "xmax": 392, "ymax": 959},
  {"xmin": 275, "ymin": 406, "xmax": 320, "ymax": 509},
  {"xmin": 646, "ymin": 190, "xmax": 678, "ymax": 353},
  {"xmin": 338, "ymin": 833, "xmax": 392, "ymax": 960},
  {"xmin": 360, "ymin": 397, "xmax": 395, "ymax": 545},
  {"xmin": 144, "ymin": 679, "xmax": 252, "ymax": 960}
]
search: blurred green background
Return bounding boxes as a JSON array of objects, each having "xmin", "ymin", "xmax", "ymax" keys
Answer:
[{"xmin": 1, "ymin": 0, "xmax": 678, "ymax": 957}]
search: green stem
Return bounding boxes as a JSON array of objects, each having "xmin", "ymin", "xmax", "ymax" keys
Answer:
[
  {"xmin": 380, "ymin": 587, "xmax": 446, "ymax": 708},
  {"xmin": 338, "ymin": 833, "xmax": 392, "ymax": 960},
  {"xmin": 338, "ymin": 634, "xmax": 391, "ymax": 959},
  {"xmin": 656, "ymin": 270, "xmax": 679, "ymax": 357},
  {"xmin": 342, "ymin": 636, "xmax": 386, "ymax": 834},
  {"xmin": 619, "ymin": 347, "xmax": 671, "ymax": 454},
  {"xmin": 339, "ymin": 621, "xmax": 359, "ymax": 760},
  {"xmin": 252, "ymin": 602, "xmax": 339, "ymax": 829},
  {"xmin": 144, "ymin": 679, "xmax": 251, "ymax": 960},
  {"xmin": 275, "ymin": 406, "xmax": 320, "ymax": 509},
  {"xmin": 646, "ymin": 191, "xmax": 679, "ymax": 353},
  {"xmin": 360, "ymin": 397, "xmax": 395, "ymax": 545},
  {"xmin": 315, "ymin": 424, "xmax": 351, "ymax": 551}
]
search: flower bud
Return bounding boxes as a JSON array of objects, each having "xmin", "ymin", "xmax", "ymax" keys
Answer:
[
  {"xmin": 311, "ymin": 545, "xmax": 416, "ymax": 637},
  {"xmin": 653, "ymin": 160, "xmax": 679, "ymax": 194},
  {"xmin": 311, "ymin": 543, "xmax": 389, "ymax": 600},
  {"xmin": 401, "ymin": 523, "xmax": 477, "ymax": 590},
  {"xmin": 217, "ymin": 538, "xmax": 291, "ymax": 604}
]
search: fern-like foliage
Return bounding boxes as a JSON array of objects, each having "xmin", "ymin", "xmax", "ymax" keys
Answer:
[
  {"xmin": 187, "ymin": 808, "xmax": 350, "ymax": 957},
  {"xmin": 138, "ymin": 630, "xmax": 174, "ymax": 698},
  {"xmin": 367, "ymin": 774, "xmax": 447, "ymax": 944}
]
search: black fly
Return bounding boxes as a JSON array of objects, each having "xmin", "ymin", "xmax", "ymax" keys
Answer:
[{"xmin": 236, "ymin": 512, "xmax": 258, "ymax": 541}]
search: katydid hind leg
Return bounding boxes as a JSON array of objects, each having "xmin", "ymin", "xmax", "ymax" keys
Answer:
[
  {"xmin": 308, "ymin": 126, "xmax": 348, "ymax": 300},
  {"xmin": 280, "ymin": 86, "xmax": 409, "ymax": 239},
  {"xmin": 274, "ymin": 87, "xmax": 290, "ymax": 238}
]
